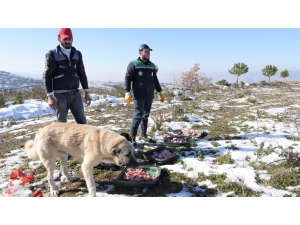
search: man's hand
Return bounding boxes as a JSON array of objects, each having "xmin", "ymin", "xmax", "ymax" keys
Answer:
[
  {"xmin": 48, "ymin": 95, "xmax": 57, "ymax": 110},
  {"xmin": 125, "ymin": 92, "xmax": 132, "ymax": 105},
  {"xmin": 85, "ymin": 93, "xmax": 92, "ymax": 106},
  {"xmin": 159, "ymin": 92, "xmax": 165, "ymax": 102}
]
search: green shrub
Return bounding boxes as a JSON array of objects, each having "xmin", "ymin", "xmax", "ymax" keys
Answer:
[
  {"xmin": 164, "ymin": 90, "xmax": 174, "ymax": 104},
  {"xmin": 0, "ymin": 95, "xmax": 5, "ymax": 108},
  {"xmin": 22, "ymin": 86, "xmax": 47, "ymax": 101},
  {"xmin": 226, "ymin": 144, "xmax": 239, "ymax": 150},
  {"xmin": 197, "ymin": 151, "xmax": 204, "ymax": 161},
  {"xmin": 254, "ymin": 142, "xmax": 274, "ymax": 163},
  {"xmin": 8, "ymin": 115, "xmax": 16, "ymax": 125},
  {"xmin": 113, "ymin": 85, "xmax": 126, "ymax": 98},
  {"xmin": 207, "ymin": 173, "xmax": 259, "ymax": 196},
  {"xmin": 214, "ymin": 152, "xmax": 234, "ymax": 164},
  {"xmin": 172, "ymin": 105, "xmax": 184, "ymax": 121},
  {"xmin": 211, "ymin": 141, "xmax": 220, "ymax": 147},
  {"xmin": 269, "ymin": 168, "xmax": 300, "ymax": 189},
  {"xmin": 216, "ymin": 79, "xmax": 230, "ymax": 86},
  {"xmin": 260, "ymin": 80, "xmax": 267, "ymax": 86},
  {"xmin": 234, "ymin": 92, "xmax": 244, "ymax": 98},
  {"xmin": 192, "ymin": 124, "xmax": 202, "ymax": 130},
  {"xmin": 246, "ymin": 97, "xmax": 256, "ymax": 104},
  {"xmin": 14, "ymin": 93, "xmax": 24, "ymax": 104},
  {"xmin": 177, "ymin": 91, "xmax": 185, "ymax": 101},
  {"xmin": 240, "ymin": 81, "xmax": 245, "ymax": 88},
  {"xmin": 232, "ymin": 83, "xmax": 239, "ymax": 89}
]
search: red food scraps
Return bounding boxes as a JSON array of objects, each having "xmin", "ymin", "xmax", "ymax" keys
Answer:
[{"xmin": 123, "ymin": 168, "xmax": 157, "ymax": 182}]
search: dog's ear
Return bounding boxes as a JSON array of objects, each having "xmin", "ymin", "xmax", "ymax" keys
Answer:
[{"xmin": 120, "ymin": 132, "xmax": 132, "ymax": 143}]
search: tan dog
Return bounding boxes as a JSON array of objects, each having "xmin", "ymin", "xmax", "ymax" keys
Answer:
[{"xmin": 25, "ymin": 122, "xmax": 139, "ymax": 197}]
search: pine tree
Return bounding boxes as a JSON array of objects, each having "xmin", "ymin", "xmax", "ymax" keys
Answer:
[
  {"xmin": 262, "ymin": 65, "xmax": 278, "ymax": 83},
  {"xmin": 228, "ymin": 62, "xmax": 249, "ymax": 86},
  {"xmin": 280, "ymin": 69, "xmax": 289, "ymax": 82}
]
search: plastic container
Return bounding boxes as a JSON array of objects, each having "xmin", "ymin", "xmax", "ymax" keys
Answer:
[
  {"xmin": 142, "ymin": 147, "xmax": 180, "ymax": 165},
  {"xmin": 159, "ymin": 136, "xmax": 191, "ymax": 147},
  {"xmin": 110, "ymin": 165, "xmax": 161, "ymax": 188}
]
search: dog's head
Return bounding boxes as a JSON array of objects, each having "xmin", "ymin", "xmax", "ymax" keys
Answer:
[{"xmin": 111, "ymin": 137, "xmax": 139, "ymax": 167}]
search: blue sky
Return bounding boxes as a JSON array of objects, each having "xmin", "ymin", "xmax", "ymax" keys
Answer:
[{"xmin": 0, "ymin": 1, "xmax": 299, "ymax": 84}]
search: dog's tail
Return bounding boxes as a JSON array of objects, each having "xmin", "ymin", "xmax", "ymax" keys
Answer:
[{"xmin": 24, "ymin": 140, "xmax": 39, "ymax": 161}]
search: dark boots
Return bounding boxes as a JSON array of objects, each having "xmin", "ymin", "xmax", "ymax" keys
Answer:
[
  {"xmin": 130, "ymin": 134, "xmax": 156, "ymax": 147},
  {"xmin": 131, "ymin": 135, "xmax": 136, "ymax": 147},
  {"xmin": 139, "ymin": 133, "xmax": 151, "ymax": 142}
]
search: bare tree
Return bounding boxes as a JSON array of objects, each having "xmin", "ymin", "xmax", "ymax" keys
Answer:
[
  {"xmin": 198, "ymin": 74, "xmax": 213, "ymax": 91},
  {"xmin": 172, "ymin": 73, "xmax": 180, "ymax": 87},
  {"xmin": 180, "ymin": 63, "xmax": 201, "ymax": 89}
]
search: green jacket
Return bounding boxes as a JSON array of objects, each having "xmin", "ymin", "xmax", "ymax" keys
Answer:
[{"xmin": 124, "ymin": 58, "xmax": 162, "ymax": 99}]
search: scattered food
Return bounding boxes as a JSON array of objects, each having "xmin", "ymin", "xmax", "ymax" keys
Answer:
[
  {"xmin": 163, "ymin": 136, "xmax": 188, "ymax": 143},
  {"xmin": 182, "ymin": 128, "xmax": 203, "ymax": 137},
  {"xmin": 30, "ymin": 189, "xmax": 43, "ymax": 197}
]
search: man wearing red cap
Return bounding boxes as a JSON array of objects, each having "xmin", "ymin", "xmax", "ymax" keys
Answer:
[{"xmin": 43, "ymin": 28, "xmax": 91, "ymax": 124}]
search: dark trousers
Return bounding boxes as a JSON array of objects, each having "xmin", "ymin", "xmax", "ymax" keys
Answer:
[
  {"xmin": 130, "ymin": 97, "xmax": 153, "ymax": 136},
  {"xmin": 53, "ymin": 91, "xmax": 86, "ymax": 124}
]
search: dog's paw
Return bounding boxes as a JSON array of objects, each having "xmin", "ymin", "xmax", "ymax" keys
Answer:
[
  {"xmin": 86, "ymin": 192, "xmax": 97, "ymax": 197},
  {"xmin": 50, "ymin": 189, "xmax": 59, "ymax": 197},
  {"xmin": 61, "ymin": 174, "xmax": 78, "ymax": 182}
]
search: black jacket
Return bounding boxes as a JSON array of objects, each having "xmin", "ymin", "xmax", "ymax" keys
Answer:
[
  {"xmin": 124, "ymin": 58, "xmax": 162, "ymax": 99},
  {"xmin": 43, "ymin": 45, "xmax": 89, "ymax": 94}
]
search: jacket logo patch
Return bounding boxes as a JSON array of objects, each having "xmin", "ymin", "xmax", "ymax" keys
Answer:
[
  {"xmin": 138, "ymin": 82, "xmax": 143, "ymax": 88},
  {"xmin": 138, "ymin": 71, "xmax": 143, "ymax": 76},
  {"xmin": 59, "ymin": 65, "xmax": 66, "ymax": 69}
]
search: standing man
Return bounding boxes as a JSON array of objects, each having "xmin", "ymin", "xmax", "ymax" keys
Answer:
[
  {"xmin": 124, "ymin": 44, "xmax": 165, "ymax": 146},
  {"xmin": 43, "ymin": 28, "xmax": 91, "ymax": 124}
]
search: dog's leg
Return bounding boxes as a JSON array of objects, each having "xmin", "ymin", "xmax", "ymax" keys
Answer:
[
  {"xmin": 40, "ymin": 156, "xmax": 59, "ymax": 197},
  {"xmin": 58, "ymin": 151, "xmax": 77, "ymax": 182},
  {"xmin": 81, "ymin": 161, "xmax": 97, "ymax": 197}
]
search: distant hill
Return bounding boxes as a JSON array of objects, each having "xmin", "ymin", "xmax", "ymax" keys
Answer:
[{"xmin": 0, "ymin": 70, "xmax": 43, "ymax": 91}]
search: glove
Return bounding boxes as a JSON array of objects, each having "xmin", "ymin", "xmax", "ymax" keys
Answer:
[
  {"xmin": 125, "ymin": 92, "xmax": 132, "ymax": 105},
  {"xmin": 159, "ymin": 92, "xmax": 165, "ymax": 102}
]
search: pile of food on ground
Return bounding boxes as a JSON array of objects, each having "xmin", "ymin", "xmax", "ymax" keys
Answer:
[
  {"xmin": 163, "ymin": 136, "xmax": 188, "ymax": 143},
  {"xmin": 151, "ymin": 150, "xmax": 176, "ymax": 160},
  {"xmin": 0, "ymin": 169, "xmax": 36, "ymax": 197},
  {"xmin": 181, "ymin": 128, "xmax": 203, "ymax": 137},
  {"xmin": 122, "ymin": 168, "xmax": 157, "ymax": 182}
]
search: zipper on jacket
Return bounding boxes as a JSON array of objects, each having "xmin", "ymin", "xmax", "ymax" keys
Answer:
[
  {"xmin": 59, "ymin": 48, "xmax": 71, "ymax": 67},
  {"xmin": 146, "ymin": 64, "xmax": 148, "ymax": 92}
]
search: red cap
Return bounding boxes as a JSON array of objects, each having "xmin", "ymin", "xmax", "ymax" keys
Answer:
[{"xmin": 58, "ymin": 28, "xmax": 73, "ymax": 39}]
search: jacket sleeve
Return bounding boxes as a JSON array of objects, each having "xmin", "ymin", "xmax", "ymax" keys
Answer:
[
  {"xmin": 77, "ymin": 51, "xmax": 89, "ymax": 90},
  {"xmin": 124, "ymin": 61, "xmax": 135, "ymax": 93},
  {"xmin": 43, "ymin": 51, "xmax": 56, "ymax": 94},
  {"xmin": 153, "ymin": 66, "xmax": 162, "ymax": 93}
]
